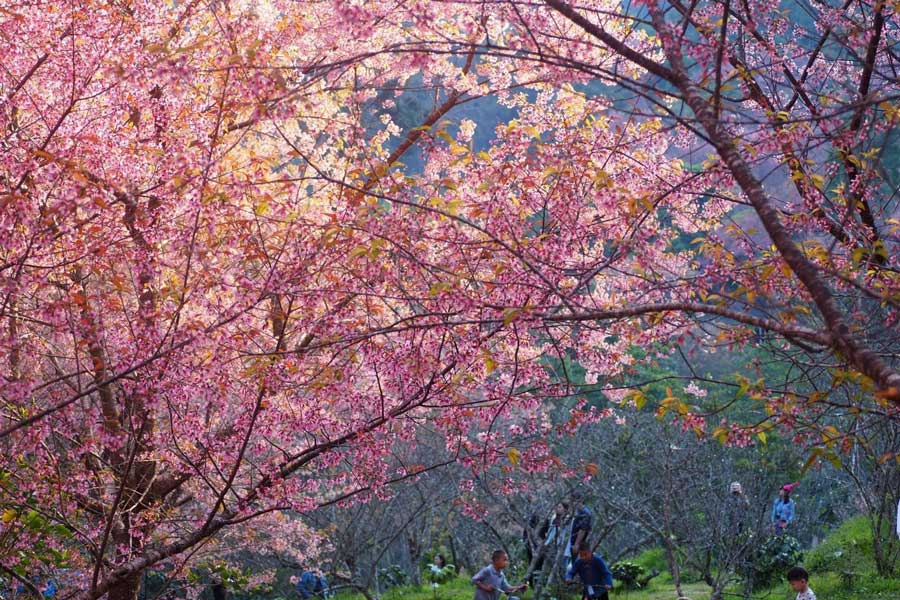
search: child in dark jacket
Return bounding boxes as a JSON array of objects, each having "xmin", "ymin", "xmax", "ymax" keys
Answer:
[{"xmin": 565, "ymin": 544, "xmax": 613, "ymax": 600}]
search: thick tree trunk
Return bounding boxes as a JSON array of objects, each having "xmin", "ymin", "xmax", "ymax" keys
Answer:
[
  {"xmin": 406, "ymin": 532, "xmax": 422, "ymax": 585},
  {"xmin": 662, "ymin": 533, "xmax": 683, "ymax": 599},
  {"xmin": 871, "ymin": 505, "xmax": 899, "ymax": 576},
  {"xmin": 107, "ymin": 572, "xmax": 141, "ymax": 600}
]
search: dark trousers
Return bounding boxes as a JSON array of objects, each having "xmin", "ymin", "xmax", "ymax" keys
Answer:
[{"xmin": 582, "ymin": 589, "xmax": 609, "ymax": 600}]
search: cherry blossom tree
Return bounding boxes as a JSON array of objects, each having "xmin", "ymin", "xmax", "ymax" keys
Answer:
[{"xmin": 1, "ymin": 1, "xmax": 898, "ymax": 599}]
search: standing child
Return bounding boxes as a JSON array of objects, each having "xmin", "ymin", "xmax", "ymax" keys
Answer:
[
  {"xmin": 565, "ymin": 544, "xmax": 613, "ymax": 600},
  {"xmin": 472, "ymin": 550, "xmax": 528, "ymax": 600},
  {"xmin": 787, "ymin": 567, "xmax": 816, "ymax": 600}
]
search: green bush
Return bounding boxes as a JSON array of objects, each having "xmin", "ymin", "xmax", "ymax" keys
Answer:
[
  {"xmin": 750, "ymin": 535, "xmax": 803, "ymax": 588},
  {"xmin": 427, "ymin": 563, "xmax": 457, "ymax": 585},
  {"xmin": 378, "ymin": 565, "xmax": 411, "ymax": 589},
  {"xmin": 611, "ymin": 561, "xmax": 645, "ymax": 589}
]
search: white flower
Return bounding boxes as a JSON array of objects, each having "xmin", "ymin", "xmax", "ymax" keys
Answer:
[
  {"xmin": 684, "ymin": 381, "xmax": 707, "ymax": 398},
  {"xmin": 458, "ymin": 119, "xmax": 477, "ymax": 142}
]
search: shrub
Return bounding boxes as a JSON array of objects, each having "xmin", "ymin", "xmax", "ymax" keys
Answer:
[
  {"xmin": 427, "ymin": 563, "xmax": 457, "ymax": 586},
  {"xmin": 750, "ymin": 535, "xmax": 803, "ymax": 588},
  {"xmin": 378, "ymin": 565, "xmax": 410, "ymax": 589},
  {"xmin": 611, "ymin": 561, "xmax": 645, "ymax": 589}
]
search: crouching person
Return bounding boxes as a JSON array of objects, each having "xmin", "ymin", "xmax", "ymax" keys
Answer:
[
  {"xmin": 565, "ymin": 544, "xmax": 613, "ymax": 600},
  {"xmin": 472, "ymin": 550, "xmax": 528, "ymax": 600}
]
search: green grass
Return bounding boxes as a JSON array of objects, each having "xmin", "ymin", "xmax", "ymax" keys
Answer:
[
  {"xmin": 805, "ymin": 515, "xmax": 874, "ymax": 574},
  {"xmin": 611, "ymin": 581, "xmax": 709, "ymax": 600},
  {"xmin": 391, "ymin": 577, "xmax": 474, "ymax": 600},
  {"xmin": 631, "ymin": 548, "xmax": 668, "ymax": 575},
  {"xmin": 332, "ymin": 575, "xmax": 476, "ymax": 600}
]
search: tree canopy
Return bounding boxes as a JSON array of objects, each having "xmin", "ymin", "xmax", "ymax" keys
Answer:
[{"xmin": 1, "ymin": 1, "xmax": 898, "ymax": 598}]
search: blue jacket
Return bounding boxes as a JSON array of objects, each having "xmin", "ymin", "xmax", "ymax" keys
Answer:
[
  {"xmin": 16, "ymin": 578, "xmax": 56, "ymax": 598},
  {"xmin": 566, "ymin": 554, "xmax": 613, "ymax": 589},
  {"xmin": 771, "ymin": 499, "xmax": 795, "ymax": 525},
  {"xmin": 297, "ymin": 571, "xmax": 328, "ymax": 600}
]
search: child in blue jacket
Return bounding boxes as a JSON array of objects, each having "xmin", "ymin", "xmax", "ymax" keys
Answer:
[{"xmin": 565, "ymin": 544, "xmax": 613, "ymax": 600}]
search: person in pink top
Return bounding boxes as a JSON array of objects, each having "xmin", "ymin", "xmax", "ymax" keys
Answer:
[{"xmin": 772, "ymin": 483, "xmax": 799, "ymax": 534}]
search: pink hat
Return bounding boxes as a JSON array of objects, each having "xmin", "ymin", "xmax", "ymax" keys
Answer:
[{"xmin": 782, "ymin": 482, "xmax": 800, "ymax": 492}]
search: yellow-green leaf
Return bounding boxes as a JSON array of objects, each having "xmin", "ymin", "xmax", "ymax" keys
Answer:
[
  {"xmin": 348, "ymin": 245, "xmax": 369, "ymax": 260},
  {"xmin": 632, "ymin": 390, "xmax": 647, "ymax": 410},
  {"xmin": 502, "ymin": 307, "xmax": 522, "ymax": 326}
]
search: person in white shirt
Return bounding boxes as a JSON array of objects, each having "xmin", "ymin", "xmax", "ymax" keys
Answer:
[
  {"xmin": 787, "ymin": 567, "xmax": 816, "ymax": 600},
  {"xmin": 896, "ymin": 498, "xmax": 899, "ymax": 540}
]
